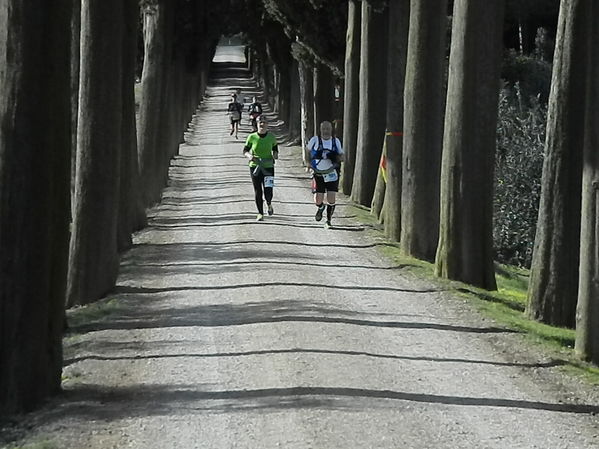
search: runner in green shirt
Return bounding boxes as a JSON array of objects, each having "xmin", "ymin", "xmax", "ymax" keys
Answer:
[{"xmin": 243, "ymin": 118, "xmax": 279, "ymax": 221}]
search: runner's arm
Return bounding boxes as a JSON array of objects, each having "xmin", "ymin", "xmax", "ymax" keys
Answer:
[{"xmin": 272, "ymin": 144, "xmax": 279, "ymax": 160}]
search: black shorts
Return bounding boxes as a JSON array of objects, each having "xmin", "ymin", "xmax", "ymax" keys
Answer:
[{"xmin": 312, "ymin": 172, "xmax": 339, "ymax": 193}]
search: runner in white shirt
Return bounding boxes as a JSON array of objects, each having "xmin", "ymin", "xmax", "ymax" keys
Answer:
[{"xmin": 307, "ymin": 121, "xmax": 344, "ymax": 229}]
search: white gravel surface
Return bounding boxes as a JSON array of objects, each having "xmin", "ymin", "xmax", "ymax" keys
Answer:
[{"xmin": 3, "ymin": 45, "xmax": 599, "ymax": 449}]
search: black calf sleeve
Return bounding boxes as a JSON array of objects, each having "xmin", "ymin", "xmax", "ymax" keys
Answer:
[{"xmin": 326, "ymin": 204, "xmax": 336, "ymax": 221}]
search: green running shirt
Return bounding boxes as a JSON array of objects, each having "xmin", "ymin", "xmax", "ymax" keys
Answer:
[{"xmin": 244, "ymin": 132, "xmax": 278, "ymax": 168}]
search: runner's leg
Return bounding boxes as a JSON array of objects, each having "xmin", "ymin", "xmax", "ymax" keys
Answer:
[
  {"xmin": 326, "ymin": 191, "xmax": 336, "ymax": 222},
  {"xmin": 264, "ymin": 168, "xmax": 274, "ymax": 212},
  {"xmin": 312, "ymin": 176, "xmax": 326, "ymax": 221},
  {"xmin": 250, "ymin": 168, "xmax": 264, "ymax": 215}
]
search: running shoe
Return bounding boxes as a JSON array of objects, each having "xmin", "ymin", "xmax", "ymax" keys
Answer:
[
  {"xmin": 256, "ymin": 214, "xmax": 264, "ymax": 221},
  {"xmin": 315, "ymin": 205, "xmax": 325, "ymax": 222},
  {"xmin": 324, "ymin": 220, "xmax": 332, "ymax": 229},
  {"xmin": 267, "ymin": 203, "xmax": 274, "ymax": 216}
]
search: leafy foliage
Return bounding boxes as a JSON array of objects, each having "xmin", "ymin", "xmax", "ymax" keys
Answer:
[
  {"xmin": 502, "ymin": 46, "xmax": 553, "ymax": 103},
  {"xmin": 259, "ymin": 0, "xmax": 347, "ymax": 73},
  {"xmin": 494, "ymin": 84, "xmax": 546, "ymax": 267}
]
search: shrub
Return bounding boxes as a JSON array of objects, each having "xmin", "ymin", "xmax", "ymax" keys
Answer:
[
  {"xmin": 494, "ymin": 84, "xmax": 546, "ymax": 267},
  {"xmin": 502, "ymin": 47, "xmax": 552, "ymax": 104}
]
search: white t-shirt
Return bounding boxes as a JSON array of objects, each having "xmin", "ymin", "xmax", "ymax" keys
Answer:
[{"xmin": 307, "ymin": 136, "xmax": 344, "ymax": 172}]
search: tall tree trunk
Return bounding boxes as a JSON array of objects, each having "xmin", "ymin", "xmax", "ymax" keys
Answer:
[
  {"xmin": 574, "ymin": 0, "xmax": 598, "ymax": 362},
  {"xmin": 383, "ymin": 0, "xmax": 411, "ymax": 242},
  {"xmin": 299, "ymin": 61, "xmax": 315, "ymax": 166},
  {"xmin": 155, "ymin": 4, "xmax": 175, "ymax": 190},
  {"xmin": 0, "ymin": 0, "xmax": 71, "ymax": 414},
  {"xmin": 526, "ymin": 0, "xmax": 587, "ymax": 326},
  {"xmin": 313, "ymin": 63, "xmax": 335, "ymax": 128},
  {"xmin": 70, "ymin": 0, "xmax": 81, "ymax": 213},
  {"xmin": 351, "ymin": 0, "xmax": 389, "ymax": 207},
  {"xmin": 118, "ymin": 0, "xmax": 145, "ymax": 250},
  {"xmin": 400, "ymin": 0, "xmax": 447, "ymax": 261},
  {"xmin": 334, "ymin": 80, "xmax": 344, "ymax": 141},
  {"xmin": 341, "ymin": 0, "xmax": 362, "ymax": 195},
  {"xmin": 67, "ymin": 0, "xmax": 123, "ymax": 306},
  {"xmin": 434, "ymin": 0, "xmax": 504, "ymax": 290},
  {"xmin": 138, "ymin": 1, "xmax": 168, "ymax": 206},
  {"xmin": 274, "ymin": 45, "xmax": 292, "ymax": 126},
  {"xmin": 288, "ymin": 59, "xmax": 302, "ymax": 142}
]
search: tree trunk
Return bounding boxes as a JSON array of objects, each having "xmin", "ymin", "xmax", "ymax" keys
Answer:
[
  {"xmin": 400, "ymin": 0, "xmax": 447, "ymax": 261},
  {"xmin": 351, "ymin": 0, "xmax": 389, "ymax": 207},
  {"xmin": 0, "ymin": 0, "xmax": 71, "ymax": 414},
  {"xmin": 434, "ymin": 0, "xmax": 504, "ymax": 290},
  {"xmin": 575, "ymin": 0, "xmax": 598, "ymax": 362},
  {"xmin": 67, "ymin": 0, "xmax": 123, "ymax": 306},
  {"xmin": 155, "ymin": 5, "xmax": 175, "ymax": 190},
  {"xmin": 313, "ymin": 63, "xmax": 335, "ymax": 128},
  {"xmin": 526, "ymin": 0, "xmax": 588, "ymax": 325},
  {"xmin": 341, "ymin": 0, "xmax": 362, "ymax": 195},
  {"xmin": 288, "ymin": 59, "xmax": 302, "ymax": 142},
  {"xmin": 276, "ymin": 49, "xmax": 292, "ymax": 126},
  {"xmin": 383, "ymin": 0, "xmax": 410, "ymax": 242},
  {"xmin": 138, "ymin": 1, "xmax": 168, "ymax": 206},
  {"xmin": 70, "ymin": 0, "xmax": 81, "ymax": 213},
  {"xmin": 299, "ymin": 61, "xmax": 315, "ymax": 166},
  {"xmin": 118, "ymin": 0, "xmax": 144, "ymax": 250}
]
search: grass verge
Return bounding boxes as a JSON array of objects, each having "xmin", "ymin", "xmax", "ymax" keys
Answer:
[
  {"xmin": 65, "ymin": 297, "xmax": 123, "ymax": 334},
  {"xmin": 5, "ymin": 441, "xmax": 57, "ymax": 449},
  {"xmin": 348, "ymin": 203, "xmax": 599, "ymax": 385}
]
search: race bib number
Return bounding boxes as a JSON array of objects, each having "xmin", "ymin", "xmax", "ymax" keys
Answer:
[
  {"xmin": 323, "ymin": 171, "xmax": 338, "ymax": 183},
  {"xmin": 264, "ymin": 176, "xmax": 275, "ymax": 188}
]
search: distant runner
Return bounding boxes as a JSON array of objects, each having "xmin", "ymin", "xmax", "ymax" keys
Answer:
[
  {"xmin": 247, "ymin": 96, "xmax": 263, "ymax": 132},
  {"xmin": 227, "ymin": 93, "xmax": 243, "ymax": 139},
  {"xmin": 243, "ymin": 118, "xmax": 279, "ymax": 221}
]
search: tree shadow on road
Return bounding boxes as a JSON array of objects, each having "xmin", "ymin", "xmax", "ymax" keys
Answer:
[
  {"xmin": 31, "ymin": 383, "xmax": 599, "ymax": 430},
  {"xmin": 64, "ymin": 347, "xmax": 566, "ymax": 371},
  {"xmin": 67, "ymin": 296, "xmax": 515, "ymax": 336}
]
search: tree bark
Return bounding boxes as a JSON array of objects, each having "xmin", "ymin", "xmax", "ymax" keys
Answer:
[
  {"xmin": 351, "ymin": 0, "xmax": 389, "ymax": 207},
  {"xmin": 341, "ymin": 0, "xmax": 362, "ymax": 195},
  {"xmin": 383, "ymin": 0, "xmax": 410, "ymax": 242},
  {"xmin": 299, "ymin": 61, "xmax": 315, "ymax": 166},
  {"xmin": 118, "ymin": 0, "xmax": 145, "ymax": 250},
  {"xmin": 313, "ymin": 63, "xmax": 335, "ymax": 128},
  {"xmin": 288, "ymin": 59, "xmax": 302, "ymax": 142},
  {"xmin": 400, "ymin": 0, "xmax": 447, "ymax": 261},
  {"xmin": 0, "ymin": 0, "xmax": 71, "ymax": 414},
  {"xmin": 155, "ymin": 4, "xmax": 176, "ymax": 190},
  {"xmin": 274, "ymin": 44, "xmax": 292, "ymax": 126},
  {"xmin": 138, "ymin": 1, "xmax": 168, "ymax": 206},
  {"xmin": 70, "ymin": 0, "xmax": 81, "ymax": 213},
  {"xmin": 434, "ymin": 0, "xmax": 504, "ymax": 290},
  {"xmin": 67, "ymin": 0, "xmax": 124, "ymax": 306},
  {"xmin": 526, "ymin": 0, "xmax": 587, "ymax": 326},
  {"xmin": 575, "ymin": 0, "xmax": 599, "ymax": 362}
]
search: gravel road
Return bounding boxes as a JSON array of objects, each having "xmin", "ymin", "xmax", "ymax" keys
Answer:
[{"xmin": 3, "ymin": 45, "xmax": 599, "ymax": 449}]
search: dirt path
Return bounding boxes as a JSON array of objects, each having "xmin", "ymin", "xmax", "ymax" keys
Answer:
[{"xmin": 4, "ymin": 45, "xmax": 599, "ymax": 449}]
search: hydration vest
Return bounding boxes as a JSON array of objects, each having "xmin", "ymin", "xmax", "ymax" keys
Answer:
[{"xmin": 310, "ymin": 136, "xmax": 338, "ymax": 170}]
